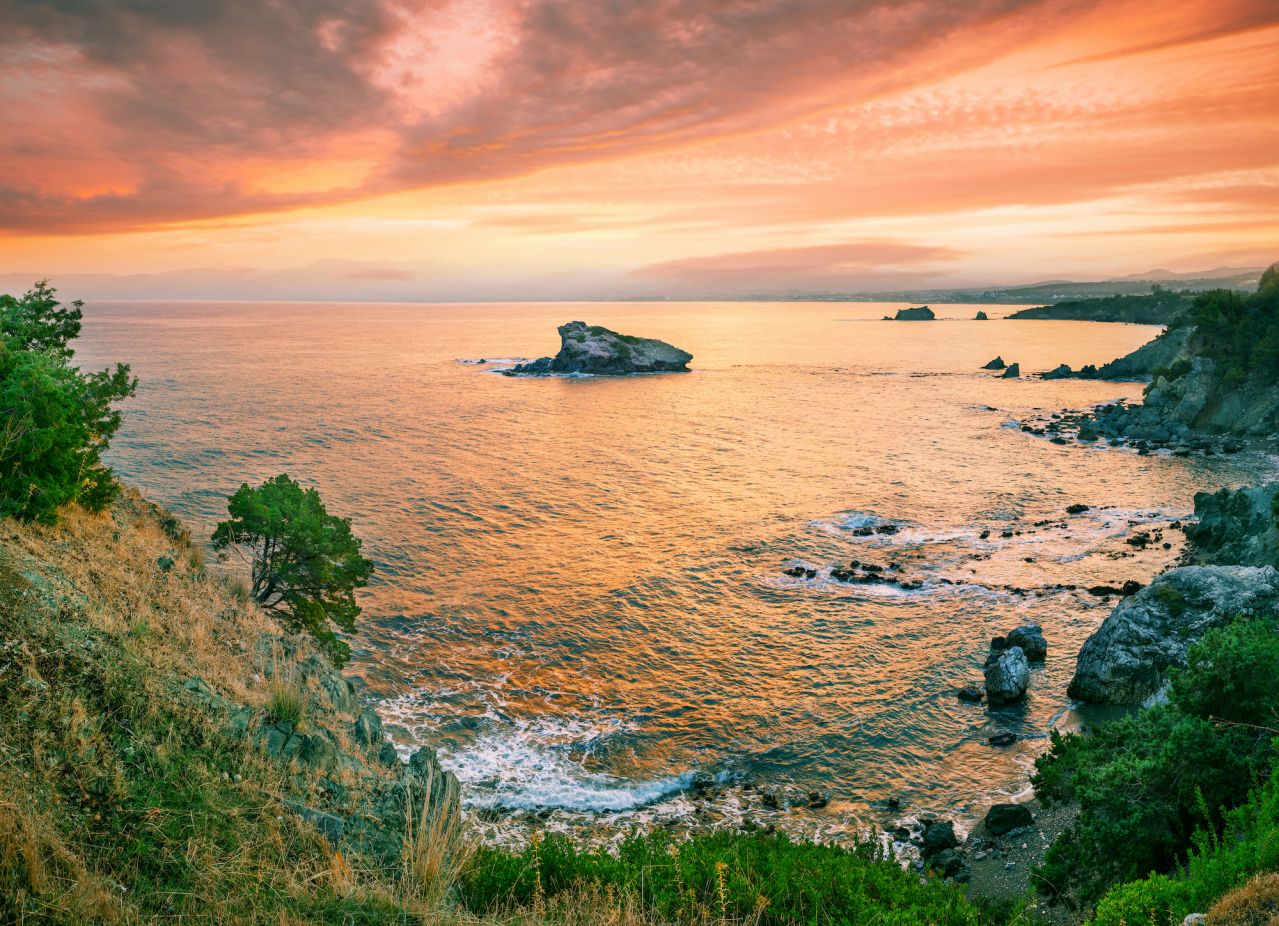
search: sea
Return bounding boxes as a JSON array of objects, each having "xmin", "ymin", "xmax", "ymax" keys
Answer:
[{"xmin": 74, "ymin": 299, "xmax": 1278, "ymax": 848}]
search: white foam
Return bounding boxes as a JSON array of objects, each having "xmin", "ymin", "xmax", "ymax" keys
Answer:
[{"xmin": 436, "ymin": 714, "xmax": 693, "ymax": 813}]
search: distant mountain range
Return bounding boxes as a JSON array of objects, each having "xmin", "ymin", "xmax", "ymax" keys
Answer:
[{"xmin": 0, "ymin": 262, "xmax": 1269, "ymax": 305}]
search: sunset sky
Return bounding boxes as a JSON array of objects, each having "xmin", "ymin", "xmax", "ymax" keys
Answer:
[{"xmin": 2, "ymin": 0, "xmax": 1277, "ymax": 300}]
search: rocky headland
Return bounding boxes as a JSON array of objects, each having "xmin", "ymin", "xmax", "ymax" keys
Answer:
[
  {"xmin": 1006, "ymin": 289, "xmax": 1193, "ymax": 324},
  {"xmin": 1068, "ymin": 482, "xmax": 1279, "ymax": 705},
  {"xmin": 506, "ymin": 321, "xmax": 692, "ymax": 375}
]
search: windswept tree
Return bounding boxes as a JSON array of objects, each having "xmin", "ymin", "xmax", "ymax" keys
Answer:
[
  {"xmin": 0, "ymin": 281, "xmax": 136, "ymax": 522},
  {"xmin": 213, "ymin": 475, "xmax": 374, "ymax": 665}
]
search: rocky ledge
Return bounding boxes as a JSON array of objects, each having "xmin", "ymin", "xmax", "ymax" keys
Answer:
[
  {"xmin": 505, "ymin": 321, "xmax": 692, "ymax": 376},
  {"xmin": 1068, "ymin": 565, "xmax": 1279, "ymax": 705}
]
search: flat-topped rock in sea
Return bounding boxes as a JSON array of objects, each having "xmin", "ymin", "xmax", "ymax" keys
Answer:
[
  {"xmin": 886, "ymin": 306, "xmax": 935, "ymax": 321},
  {"xmin": 506, "ymin": 321, "xmax": 692, "ymax": 376}
]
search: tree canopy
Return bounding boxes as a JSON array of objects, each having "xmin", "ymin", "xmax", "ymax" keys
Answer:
[
  {"xmin": 0, "ymin": 281, "xmax": 135, "ymax": 522},
  {"xmin": 212, "ymin": 474, "xmax": 374, "ymax": 666}
]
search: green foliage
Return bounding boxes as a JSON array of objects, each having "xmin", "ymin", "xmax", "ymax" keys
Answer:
[
  {"xmin": 1185, "ymin": 264, "xmax": 1279, "ymax": 386},
  {"xmin": 212, "ymin": 474, "xmax": 373, "ymax": 666},
  {"xmin": 0, "ymin": 280, "xmax": 83, "ymax": 360},
  {"xmin": 0, "ymin": 282, "xmax": 135, "ymax": 523},
  {"xmin": 1091, "ymin": 762, "xmax": 1279, "ymax": 926},
  {"xmin": 460, "ymin": 829, "xmax": 982, "ymax": 926},
  {"xmin": 1033, "ymin": 620, "xmax": 1279, "ymax": 906},
  {"xmin": 1171, "ymin": 620, "xmax": 1279, "ymax": 726}
]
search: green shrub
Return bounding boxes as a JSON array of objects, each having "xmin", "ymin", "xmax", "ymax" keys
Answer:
[
  {"xmin": 460, "ymin": 829, "xmax": 982, "ymax": 926},
  {"xmin": 1034, "ymin": 620, "xmax": 1279, "ymax": 906},
  {"xmin": 1184, "ymin": 265, "xmax": 1279, "ymax": 386},
  {"xmin": 1092, "ymin": 763, "xmax": 1279, "ymax": 926},
  {"xmin": 212, "ymin": 474, "xmax": 373, "ymax": 666}
]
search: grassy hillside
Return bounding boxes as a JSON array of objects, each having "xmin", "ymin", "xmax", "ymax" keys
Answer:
[
  {"xmin": 0, "ymin": 490, "xmax": 467, "ymax": 924},
  {"xmin": 0, "ymin": 491, "xmax": 995, "ymax": 925}
]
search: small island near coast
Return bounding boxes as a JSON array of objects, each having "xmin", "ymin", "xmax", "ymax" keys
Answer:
[{"xmin": 4, "ymin": 5, "xmax": 1279, "ymax": 926}]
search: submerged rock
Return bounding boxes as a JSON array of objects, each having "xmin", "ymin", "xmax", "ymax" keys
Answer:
[
  {"xmin": 888, "ymin": 306, "xmax": 935, "ymax": 321},
  {"xmin": 507, "ymin": 321, "xmax": 692, "ymax": 376},
  {"xmin": 1042, "ymin": 363, "xmax": 1073, "ymax": 380},
  {"xmin": 1000, "ymin": 363, "xmax": 1021, "ymax": 379},
  {"xmin": 1069, "ymin": 565, "xmax": 1279, "ymax": 705},
  {"xmin": 974, "ymin": 311, "xmax": 989, "ymax": 320},
  {"xmin": 984, "ymin": 646, "xmax": 1030, "ymax": 703}
]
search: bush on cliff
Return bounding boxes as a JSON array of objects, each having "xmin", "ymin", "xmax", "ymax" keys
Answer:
[
  {"xmin": 460, "ymin": 829, "xmax": 982, "ymax": 926},
  {"xmin": 213, "ymin": 474, "xmax": 373, "ymax": 667},
  {"xmin": 0, "ymin": 282, "xmax": 135, "ymax": 523},
  {"xmin": 1179, "ymin": 264, "xmax": 1279, "ymax": 387},
  {"xmin": 1033, "ymin": 620, "xmax": 1279, "ymax": 906}
]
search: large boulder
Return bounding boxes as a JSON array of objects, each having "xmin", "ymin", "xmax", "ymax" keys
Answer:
[
  {"xmin": 981, "ymin": 356, "xmax": 1006, "ymax": 370},
  {"xmin": 1068, "ymin": 565, "xmax": 1279, "ymax": 705},
  {"xmin": 508, "ymin": 321, "xmax": 692, "ymax": 375},
  {"xmin": 921, "ymin": 819, "xmax": 957, "ymax": 856},
  {"xmin": 984, "ymin": 803, "xmax": 1034, "ymax": 836},
  {"xmin": 984, "ymin": 646, "xmax": 1030, "ymax": 703},
  {"xmin": 1000, "ymin": 363, "xmax": 1021, "ymax": 379}
]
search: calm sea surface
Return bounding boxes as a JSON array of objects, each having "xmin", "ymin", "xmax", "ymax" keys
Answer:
[{"xmin": 76, "ymin": 300, "xmax": 1277, "ymax": 846}]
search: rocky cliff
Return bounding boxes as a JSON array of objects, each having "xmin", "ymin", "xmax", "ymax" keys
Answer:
[
  {"xmin": 1068, "ymin": 485, "xmax": 1279, "ymax": 706},
  {"xmin": 507, "ymin": 321, "xmax": 692, "ymax": 375}
]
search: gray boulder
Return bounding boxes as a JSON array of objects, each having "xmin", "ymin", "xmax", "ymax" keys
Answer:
[
  {"xmin": 1069, "ymin": 565, "xmax": 1279, "ymax": 704},
  {"xmin": 1003, "ymin": 625, "xmax": 1047, "ymax": 662},
  {"xmin": 984, "ymin": 646, "xmax": 1030, "ymax": 703},
  {"xmin": 354, "ymin": 706, "xmax": 383, "ymax": 747},
  {"xmin": 508, "ymin": 321, "xmax": 692, "ymax": 375}
]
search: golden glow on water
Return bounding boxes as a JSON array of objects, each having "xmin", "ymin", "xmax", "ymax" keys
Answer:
[{"xmin": 77, "ymin": 300, "xmax": 1277, "ymax": 844}]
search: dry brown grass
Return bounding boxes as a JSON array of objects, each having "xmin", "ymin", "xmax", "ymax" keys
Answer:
[
  {"xmin": 1207, "ymin": 873, "xmax": 1279, "ymax": 926},
  {"xmin": 403, "ymin": 754, "xmax": 472, "ymax": 909}
]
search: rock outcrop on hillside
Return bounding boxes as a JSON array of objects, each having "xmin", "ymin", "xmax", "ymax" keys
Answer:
[
  {"xmin": 507, "ymin": 321, "xmax": 692, "ymax": 375},
  {"xmin": 1087, "ymin": 353, "xmax": 1279, "ymax": 442},
  {"xmin": 1068, "ymin": 565, "xmax": 1279, "ymax": 705},
  {"xmin": 1184, "ymin": 483, "xmax": 1279, "ymax": 567}
]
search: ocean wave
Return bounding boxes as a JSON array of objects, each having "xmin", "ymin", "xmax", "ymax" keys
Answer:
[{"xmin": 437, "ymin": 714, "xmax": 693, "ymax": 813}]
